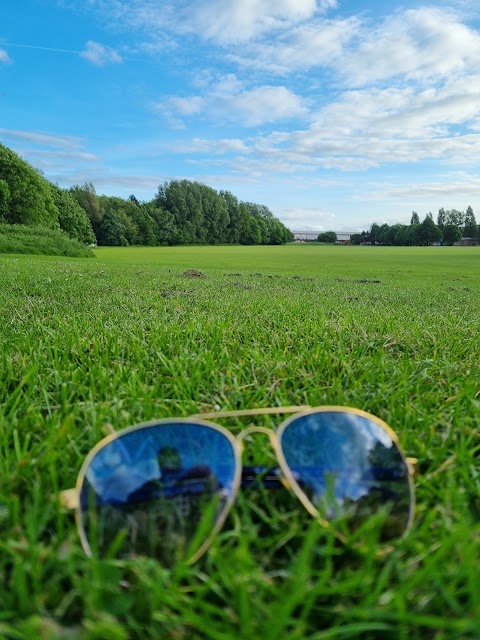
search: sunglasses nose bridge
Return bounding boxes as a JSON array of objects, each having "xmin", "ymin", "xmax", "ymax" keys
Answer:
[{"xmin": 236, "ymin": 425, "xmax": 278, "ymax": 454}]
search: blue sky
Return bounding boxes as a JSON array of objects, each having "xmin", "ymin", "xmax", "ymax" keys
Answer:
[{"xmin": 1, "ymin": 0, "xmax": 480, "ymax": 232}]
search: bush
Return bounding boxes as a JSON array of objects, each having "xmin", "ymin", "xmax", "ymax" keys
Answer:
[
  {"xmin": 0, "ymin": 224, "xmax": 94, "ymax": 257},
  {"xmin": 317, "ymin": 231, "xmax": 337, "ymax": 243}
]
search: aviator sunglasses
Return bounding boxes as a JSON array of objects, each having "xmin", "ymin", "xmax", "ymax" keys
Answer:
[{"xmin": 60, "ymin": 406, "xmax": 416, "ymax": 564}]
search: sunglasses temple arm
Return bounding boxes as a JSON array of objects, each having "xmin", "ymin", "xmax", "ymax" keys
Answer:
[{"xmin": 189, "ymin": 405, "xmax": 311, "ymax": 420}]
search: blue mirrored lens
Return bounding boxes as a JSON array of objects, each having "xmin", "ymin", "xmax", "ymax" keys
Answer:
[
  {"xmin": 79, "ymin": 422, "xmax": 237, "ymax": 561},
  {"xmin": 280, "ymin": 411, "xmax": 412, "ymax": 541}
]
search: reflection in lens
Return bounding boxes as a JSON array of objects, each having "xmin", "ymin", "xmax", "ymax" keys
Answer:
[
  {"xmin": 78, "ymin": 422, "xmax": 237, "ymax": 563},
  {"xmin": 279, "ymin": 411, "xmax": 412, "ymax": 542}
]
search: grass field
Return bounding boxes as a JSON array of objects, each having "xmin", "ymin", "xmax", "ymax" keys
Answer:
[{"xmin": 1, "ymin": 244, "xmax": 480, "ymax": 639}]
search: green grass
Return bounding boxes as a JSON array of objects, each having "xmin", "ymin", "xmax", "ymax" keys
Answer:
[
  {"xmin": 1, "ymin": 244, "xmax": 480, "ymax": 639},
  {"xmin": 0, "ymin": 224, "xmax": 94, "ymax": 258}
]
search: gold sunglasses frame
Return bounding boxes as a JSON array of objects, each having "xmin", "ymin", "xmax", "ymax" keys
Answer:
[{"xmin": 60, "ymin": 405, "xmax": 416, "ymax": 563}]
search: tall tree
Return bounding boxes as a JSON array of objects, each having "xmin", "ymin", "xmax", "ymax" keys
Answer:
[
  {"xmin": 51, "ymin": 185, "xmax": 96, "ymax": 244},
  {"xmin": 464, "ymin": 205, "xmax": 478, "ymax": 238},
  {"xmin": 219, "ymin": 190, "xmax": 241, "ymax": 244},
  {"xmin": 418, "ymin": 214, "xmax": 442, "ymax": 245},
  {"xmin": 437, "ymin": 207, "xmax": 446, "ymax": 229},
  {"xmin": 410, "ymin": 211, "xmax": 420, "ymax": 225},
  {"xmin": 368, "ymin": 222, "xmax": 380, "ymax": 244},
  {"xmin": 200, "ymin": 184, "xmax": 229, "ymax": 243},
  {"xmin": 445, "ymin": 209, "xmax": 464, "ymax": 227},
  {"xmin": 97, "ymin": 210, "xmax": 128, "ymax": 246},
  {"xmin": 69, "ymin": 183, "xmax": 104, "ymax": 237}
]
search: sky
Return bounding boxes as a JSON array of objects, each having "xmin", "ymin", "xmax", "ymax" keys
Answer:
[{"xmin": 1, "ymin": 1, "xmax": 480, "ymax": 232}]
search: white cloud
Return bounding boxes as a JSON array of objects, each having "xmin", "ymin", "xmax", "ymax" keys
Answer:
[
  {"xmin": 238, "ymin": 72, "xmax": 480, "ymax": 170},
  {"xmin": 227, "ymin": 17, "xmax": 358, "ymax": 74},
  {"xmin": 80, "ymin": 40, "xmax": 122, "ymax": 66},
  {"xmin": 181, "ymin": 0, "xmax": 325, "ymax": 44},
  {"xmin": 0, "ymin": 49, "xmax": 11, "ymax": 63},
  {"xmin": 276, "ymin": 206, "xmax": 336, "ymax": 231},
  {"xmin": 231, "ymin": 85, "xmax": 309, "ymax": 126},
  {"xmin": 22, "ymin": 149, "xmax": 97, "ymax": 161},
  {"xmin": 338, "ymin": 8, "xmax": 480, "ymax": 86},
  {"xmin": 46, "ymin": 169, "xmax": 165, "ymax": 192},
  {"xmin": 172, "ymin": 138, "xmax": 250, "ymax": 154},
  {"xmin": 0, "ymin": 128, "xmax": 81, "ymax": 148},
  {"xmin": 157, "ymin": 75, "xmax": 309, "ymax": 127},
  {"xmin": 88, "ymin": 0, "xmax": 337, "ymax": 45},
  {"xmin": 363, "ymin": 176, "xmax": 480, "ymax": 201},
  {"xmin": 166, "ymin": 96, "xmax": 205, "ymax": 116}
]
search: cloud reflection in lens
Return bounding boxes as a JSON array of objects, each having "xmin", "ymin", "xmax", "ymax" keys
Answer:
[
  {"xmin": 279, "ymin": 410, "xmax": 413, "ymax": 542},
  {"xmin": 78, "ymin": 422, "xmax": 237, "ymax": 563}
]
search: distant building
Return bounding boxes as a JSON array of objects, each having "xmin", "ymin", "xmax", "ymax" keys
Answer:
[
  {"xmin": 292, "ymin": 231, "xmax": 356, "ymax": 244},
  {"xmin": 336, "ymin": 232, "xmax": 354, "ymax": 245},
  {"xmin": 455, "ymin": 237, "xmax": 479, "ymax": 246}
]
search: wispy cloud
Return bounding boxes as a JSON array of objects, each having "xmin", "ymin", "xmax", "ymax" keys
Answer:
[
  {"xmin": 227, "ymin": 17, "xmax": 358, "ymax": 74},
  {"xmin": 0, "ymin": 42, "xmax": 79, "ymax": 54},
  {"xmin": 276, "ymin": 206, "xmax": 337, "ymax": 231},
  {"xmin": 83, "ymin": 0, "xmax": 338, "ymax": 45},
  {"xmin": 172, "ymin": 138, "xmax": 250, "ymax": 154},
  {"xmin": 0, "ymin": 49, "xmax": 11, "ymax": 63},
  {"xmin": 0, "ymin": 40, "xmax": 123, "ymax": 66},
  {"xmin": 0, "ymin": 128, "xmax": 82, "ymax": 148},
  {"xmin": 363, "ymin": 175, "xmax": 480, "ymax": 201},
  {"xmin": 175, "ymin": 0, "xmax": 331, "ymax": 44},
  {"xmin": 80, "ymin": 41, "xmax": 122, "ymax": 65},
  {"xmin": 22, "ymin": 149, "xmax": 97, "ymax": 161}
]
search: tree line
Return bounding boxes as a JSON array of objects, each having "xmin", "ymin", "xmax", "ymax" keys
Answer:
[
  {"xmin": 350, "ymin": 208, "xmax": 479, "ymax": 246},
  {"xmin": 0, "ymin": 144, "xmax": 293, "ymax": 247}
]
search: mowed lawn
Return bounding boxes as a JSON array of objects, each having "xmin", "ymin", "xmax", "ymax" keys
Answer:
[{"xmin": 1, "ymin": 244, "xmax": 480, "ymax": 639}]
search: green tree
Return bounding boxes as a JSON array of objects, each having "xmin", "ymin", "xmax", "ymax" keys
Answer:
[
  {"xmin": 317, "ymin": 231, "xmax": 337, "ymax": 243},
  {"xmin": 437, "ymin": 208, "xmax": 446, "ymax": 229},
  {"xmin": 155, "ymin": 180, "xmax": 204, "ymax": 244},
  {"xmin": 445, "ymin": 209, "xmax": 464, "ymax": 227},
  {"xmin": 376, "ymin": 223, "xmax": 390, "ymax": 245},
  {"xmin": 236, "ymin": 203, "xmax": 253, "ymax": 244},
  {"xmin": 148, "ymin": 206, "xmax": 181, "ymax": 245},
  {"xmin": 410, "ymin": 211, "xmax": 420, "ymax": 225},
  {"xmin": 50, "ymin": 185, "xmax": 96, "ymax": 244},
  {"xmin": 350, "ymin": 233, "xmax": 365, "ymax": 245},
  {"xmin": 406, "ymin": 224, "xmax": 422, "ymax": 246},
  {"xmin": 0, "ymin": 179, "xmax": 10, "ymax": 220},
  {"xmin": 220, "ymin": 190, "xmax": 242, "ymax": 244},
  {"xmin": 464, "ymin": 205, "xmax": 478, "ymax": 238},
  {"xmin": 418, "ymin": 214, "xmax": 442, "ymax": 245},
  {"xmin": 0, "ymin": 144, "xmax": 59, "ymax": 228},
  {"xmin": 97, "ymin": 210, "xmax": 128, "ymax": 246},
  {"xmin": 155, "ymin": 180, "xmax": 291, "ymax": 246},
  {"xmin": 242, "ymin": 215, "xmax": 262, "ymax": 245},
  {"xmin": 442, "ymin": 224, "xmax": 462, "ymax": 245},
  {"xmin": 69, "ymin": 183, "xmax": 104, "ymax": 237},
  {"xmin": 200, "ymin": 184, "xmax": 229, "ymax": 243},
  {"xmin": 367, "ymin": 222, "xmax": 380, "ymax": 244},
  {"xmin": 242, "ymin": 201, "xmax": 292, "ymax": 245}
]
